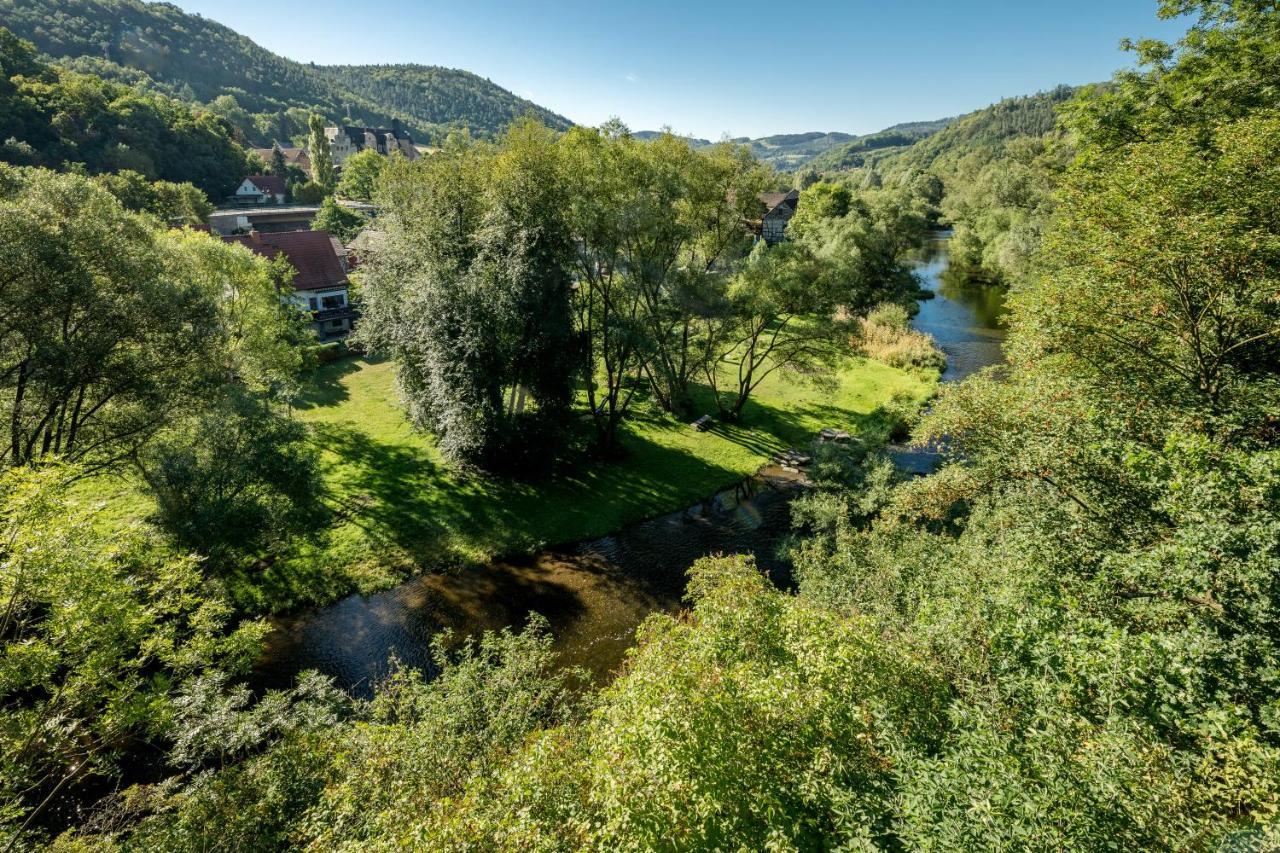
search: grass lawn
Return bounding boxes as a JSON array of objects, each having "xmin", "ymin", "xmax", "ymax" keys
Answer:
[
  {"xmin": 219, "ymin": 354, "xmax": 935, "ymax": 613},
  {"xmin": 77, "ymin": 353, "xmax": 934, "ymax": 613}
]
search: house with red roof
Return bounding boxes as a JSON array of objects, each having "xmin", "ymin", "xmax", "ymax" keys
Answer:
[
  {"xmin": 232, "ymin": 175, "xmax": 288, "ymax": 205},
  {"xmin": 223, "ymin": 229, "xmax": 356, "ymax": 341}
]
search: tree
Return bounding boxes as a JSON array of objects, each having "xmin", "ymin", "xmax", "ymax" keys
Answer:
[
  {"xmin": 561, "ymin": 126, "xmax": 767, "ymax": 445},
  {"xmin": 0, "ymin": 167, "xmax": 221, "ymax": 471},
  {"xmin": 313, "ymin": 196, "xmax": 366, "ymax": 242},
  {"xmin": 335, "ymin": 147, "xmax": 386, "ymax": 202},
  {"xmin": 307, "ymin": 112, "xmax": 334, "ymax": 192},
  {"xmin": 358, "ymin": 122, "xmax": 577, "ymax": 470},
  {"xmin": 786, "ymin": 180, "xmax": 852, "ymax": 238},
  {"xmin": 291, "ymin": 179, "xmax": 327, "ymax": 204},
  {"xmin": 136, "ymin": 392, "xmax": 320, "ymax": 557},
  {"xmin": 1022, "ymin": 113, "xmax": 1280, "ymax": 437},
  {"xmin": 1062, "ymin": 0, "xmax": 1280, "ymax": 151},
  {"xmin": 270, "ymin": 141, "xmax": 288, "ymax": 178},
  {"xmin": 94, "ymin": 169, "xmax": 213, "ymax": 225},
  {"xmin": 705, "ymin": 241, "xmax": 848, "ymax": 419},
  {"xmin": 559, "ymin": 126, "xmax": 650, "ymax": 452},
  {"xmin": 640, "ymin": 140, "xmax": 768, "ymax": 416},
  {"xmin": 0, "ymin": 167, "xmax": 308, "ymax": 472},
  {"xmin": 0, "ymin": 465, "xmax": 266, "ymax": 845}
]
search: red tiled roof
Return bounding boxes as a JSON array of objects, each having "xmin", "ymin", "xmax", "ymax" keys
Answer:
[
  {"xmin": 223, "ymin": 229, "xmax": 349, "ymax": 292},
  {"xmin": 244, "ymin": 175, "xmax": 287, "ymax": 196}
]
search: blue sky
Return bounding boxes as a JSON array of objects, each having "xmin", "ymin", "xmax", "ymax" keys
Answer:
[{"xmin": 174, "ymin": 1, "xmax": 1191, "ymax": 139}]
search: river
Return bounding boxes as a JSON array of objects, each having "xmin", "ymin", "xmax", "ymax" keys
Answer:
[{"xmin": 253, "ymin": 231, "xmax": 1008, "ymax": 696}]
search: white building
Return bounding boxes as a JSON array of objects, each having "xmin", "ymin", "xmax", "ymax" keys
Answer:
[{"xmin": 231, "ymin": 175, "xmax": 288, "ymax": 205}]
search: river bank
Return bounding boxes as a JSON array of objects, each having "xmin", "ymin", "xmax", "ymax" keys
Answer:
[{"xmin": 252, "ymin": 231, "xmax": 1008, "ymax": 695}]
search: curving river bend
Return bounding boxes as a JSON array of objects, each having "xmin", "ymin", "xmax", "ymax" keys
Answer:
[{"xmin": 253, "ymin": 231, "xmax": 1007, "ymax": 696}]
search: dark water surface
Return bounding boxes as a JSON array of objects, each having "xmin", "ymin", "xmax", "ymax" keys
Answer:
[
  {"xmin": 254, "ymin": 231, "xmax": 1008, "ymax": 695},
  {"xmin": 255, "ymin": 470, "xmax": 803, "ymax": 694}
]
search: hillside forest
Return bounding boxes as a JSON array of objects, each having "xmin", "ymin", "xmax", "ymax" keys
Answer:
[{"xmin": 0, "ymin": 0, "xmax": 1278, "ymax": 849}]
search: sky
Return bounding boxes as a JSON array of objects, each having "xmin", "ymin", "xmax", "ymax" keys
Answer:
[{"xmin": 172, "ymin": 1, "xmax": 1191, "ymax": 139}]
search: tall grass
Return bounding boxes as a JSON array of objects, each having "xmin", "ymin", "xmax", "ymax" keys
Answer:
[{"xmin": 855, "ymin": 303, "xmax": 946, "ymax": 372}]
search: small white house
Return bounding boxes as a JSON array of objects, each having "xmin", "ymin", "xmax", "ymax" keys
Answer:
[{"xmin": 232, "ymin": 175, "xmax": 288, "ymax": 205}]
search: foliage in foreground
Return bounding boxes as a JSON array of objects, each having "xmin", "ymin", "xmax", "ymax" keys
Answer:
[
  {"xmin": 0, "ymin": 466, "xmax": 267, "ymax": 846},
  {"xmin": 58, "ymin": 6, "xmax": 1280, "ymax": 848}
]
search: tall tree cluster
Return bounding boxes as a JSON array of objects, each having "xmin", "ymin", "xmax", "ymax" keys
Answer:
[
  {"xmin": 0, "ymin": 166, "xmax": 308, "ymax": 474},
  {"xmin": 359, "ymin": 122, "xmax": 578, "ymax": 469},
  {"xmin": 361, "ymin": 123, "xmax": 929, "ymax": 466}
]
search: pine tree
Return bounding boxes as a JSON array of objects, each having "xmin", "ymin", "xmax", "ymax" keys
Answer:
[{"xmin": 270, "ymin": 141, "xmax": 288, "ymax": 178}]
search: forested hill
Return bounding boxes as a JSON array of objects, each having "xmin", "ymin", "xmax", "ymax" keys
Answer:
[
  {"xmin": 1, "ymin": 0, "xmax": 573, "ymax": 145},
  {"xmin": 634, "ymin": 120, "xmax": 953, "ymax": 170},
  {"xmin": 887, "ymin": 84, "xmax": 1076, "ymax": 170},
  {"xmin": 811, "ymin": 87, "xmax": 1075, "ymax": 172}
]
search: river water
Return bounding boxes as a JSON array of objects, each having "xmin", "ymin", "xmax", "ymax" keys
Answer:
[
  {"xmin": 253, "ymin": 231, "xmax": 1008, "ymax": 696},
  {"xmin": 912, "ymin": 231, "xmax": 1008, "ymax": 383}
]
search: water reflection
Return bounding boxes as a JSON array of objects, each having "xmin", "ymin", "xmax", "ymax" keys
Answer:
[
  {"xmin": 254, "ymin": 469, "xmax": 802, "ymax": 696},
  {"xmin": 887, "ymin": 231, "xmax": 1009, "ymax": 474},
  {"xmin": 911, "ymin": 231, "xmax": 1008, "ymax": 382}
]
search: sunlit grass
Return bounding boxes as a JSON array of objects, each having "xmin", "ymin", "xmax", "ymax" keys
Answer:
[{"xmin": 79, "ymin": 354, "xmax": 935, "ymax": 613}]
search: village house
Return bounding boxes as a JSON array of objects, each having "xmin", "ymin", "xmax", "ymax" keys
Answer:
[
  {"xmin": 249, "ymin": 146, "xmax": 313, "ymax": 178},
  {"xmin": 231, "ymin": 175, "xmax": 288, "ymax": 205},
  {"xmin": 758, "ymin": 189, "xmax": 800, "ymax": 244},
  {"xmin": 325, "ymin": 119, "xmax": 420, "ymax": 168},
  {"xmin": 223, "ymin": 229, "xmax": 356, "ymax": 341}
]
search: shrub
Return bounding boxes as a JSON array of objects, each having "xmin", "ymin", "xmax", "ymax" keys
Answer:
[
  {"xmin": 136, "ymin": 394, "xmax": 320, "ymax": 557},
  {"xmin": 290, "ymin": 180, "xmax": 328, "ymax": 204}
]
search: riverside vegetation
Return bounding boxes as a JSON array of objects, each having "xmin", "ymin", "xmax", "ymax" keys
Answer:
[{"xmin": 2, "ymin": 0, "xmax": 1280, "ymax": 849}]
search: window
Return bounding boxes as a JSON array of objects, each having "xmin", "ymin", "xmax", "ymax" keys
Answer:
[
  {"xmin": 321, "ymin": 293, "xmax": 346, "ymax": 310},
  {"xmin": 329, "ymin": 319, "xmax": 346, "ymax": 329},
  {"xmin": 308, "ymin": 297, "xmax": 318, "ymax": 311}
]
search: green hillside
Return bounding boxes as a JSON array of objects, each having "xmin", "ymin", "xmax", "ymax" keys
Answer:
[
  {"xmin": 1, "ymin": 0, "xmax": 573, "ymax": 145},
  {"xmin": 884, "ymin": 85, "xmax": 1075, "ymax": 171},
  {"xmin": 635, "ymin": 120, "xmax": 952, "ymax": 170},
  {"xmin": 812, "ymin": 86, "xmax": 1075, "ymax": 174}
]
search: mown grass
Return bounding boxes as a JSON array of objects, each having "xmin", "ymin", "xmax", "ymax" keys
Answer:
[{"xmin": 81, "ymin": 354, "xmax": 935, "ymax": 613}]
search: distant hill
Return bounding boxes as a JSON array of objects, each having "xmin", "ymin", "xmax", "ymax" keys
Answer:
[
  {"xmin": 813, "ymin": 87, "xmax": 1077, "ymax": 174},
  {"xmin": 1, "ymin": 0, "xmax": 573, "ymax": 146},
  {"xmin": 633, "ymin": 122, "xmax": 951, "ymax": 171},
  {"xmin": 806, "ymin": 118, "xmax": 955, "ymax": 171},
  {"xmin": 880, "ymin": 85, "xmax": 1076, "ymax": 172}
]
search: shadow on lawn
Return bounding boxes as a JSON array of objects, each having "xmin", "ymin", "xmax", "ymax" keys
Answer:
[
  {"xmin": 293, "ymin": 355, "xmax": 385, "ymax": 410},
  {"xmin": 687, "ymin": 380, "xmax": 896, "ymax": 456},
  {"xmin": 305, "ymin": 413, "xmax": 754, "ymax": 572}
]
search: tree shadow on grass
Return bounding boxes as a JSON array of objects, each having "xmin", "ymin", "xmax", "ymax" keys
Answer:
[
  {"xmin": 254, "ymin": 413, "xmax": 753, "ymax": 603},
  {"xmin": 247, "ymin": 362, "xmax": 910, "ymax": 614},
  {"xmin": 293, "ymin": 354, "xmax": 385, "ymax": 410},
  {"xmin": 681, "ymin": 380, "xmax": 896, "ymax": 458}
]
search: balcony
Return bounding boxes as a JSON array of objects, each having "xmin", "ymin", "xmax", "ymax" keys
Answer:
[{"xmin": 313, "ymin": 306, "xmax": 357, "ymax": 322}]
